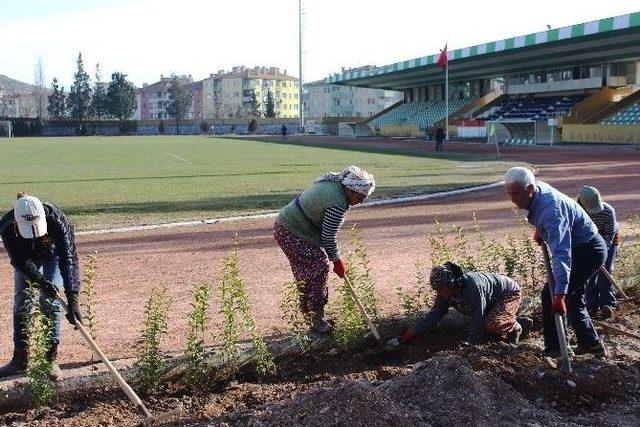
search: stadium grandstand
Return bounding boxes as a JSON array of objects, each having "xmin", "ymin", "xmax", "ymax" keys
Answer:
[{"xmin": 326, "ymin": 12, "xmax": 640, "ymax": 144}]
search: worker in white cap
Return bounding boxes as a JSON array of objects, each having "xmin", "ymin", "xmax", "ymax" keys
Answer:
[{"xmin": 0, "ymin": 193, "xmax": 83, "ymax": 379}]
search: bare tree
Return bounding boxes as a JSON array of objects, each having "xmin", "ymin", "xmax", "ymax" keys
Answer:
[{"xmin": 33, "ymin": 56, "xmax": 46, "ymax": 119}]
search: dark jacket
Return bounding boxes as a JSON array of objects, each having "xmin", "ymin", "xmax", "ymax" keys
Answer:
[
  {"xmin": 412, "ymin": 272, "xmax": 519, "ymax": 344},
  {"xmin": 435, "ymin": 127, "xmax": 445, "ymax": 142},
  {"xmin": 0, "ymin": 202, "xmax": 80, "ymax": 294}
]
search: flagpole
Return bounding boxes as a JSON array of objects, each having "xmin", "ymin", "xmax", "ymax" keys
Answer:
[{"xmin": 445, "ymin": 50, "xmax": 449, "ymax": 145}]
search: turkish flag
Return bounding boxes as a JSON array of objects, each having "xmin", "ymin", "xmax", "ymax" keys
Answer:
[{"xmin": 437, "ymin": 44, "xmax": 448, "ymax": 70}]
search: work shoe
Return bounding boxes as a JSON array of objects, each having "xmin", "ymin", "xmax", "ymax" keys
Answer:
[
  {"xmin": 0, "ymin": 348, "xmax": 28, "ymax": 378},
  {"xmin": 516, "ymin": 316, "xmax": 534, "ymax": 340},
  {"xmin": 599, "ymin": 305, "xmax": 614, "ymax": 320},
  {"xmin": 505, "ymin": 322, "xmax": 523, "ymax": 345},
  {"xmin": 574, "ymin": 341, "xmax": 607, "ymax": 358},
  {"xmin": 47, "ymin": 344, "xmax": 63, "ymax": 381},
  {"xmin": 310, "ymin": 317, "xmax": 333, "ymax": 335},
  {"xmin": 543, "ymin": 346, "xmax": 575, "ymax": 359}
]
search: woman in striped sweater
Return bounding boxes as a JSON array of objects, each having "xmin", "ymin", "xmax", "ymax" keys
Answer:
[
  {"xmin": 578, "ymin": 185, "xmax": 620, "ymax": 319},
  {"xmin": 274, "ymin": 166, "xmax": 375, "ymax": 333}
]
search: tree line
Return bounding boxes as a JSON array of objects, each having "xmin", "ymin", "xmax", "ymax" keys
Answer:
[{"xmin": 47, "ymin": 52, "xmax": 195, "ymax": 133}]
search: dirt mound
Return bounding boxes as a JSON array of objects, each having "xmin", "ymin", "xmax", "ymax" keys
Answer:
[
  {"xmin": 380, "ymin": 353, "xmax": 566, "ymax": 427},
  {"xmin": 240, "ymin": 354, "xmax": 568, "ymax": 427},
  {"xmin": 243, "ymin": 380, "xmax": 426, "ymax": 427}
]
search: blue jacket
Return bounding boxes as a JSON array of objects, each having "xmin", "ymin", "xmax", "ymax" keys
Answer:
[
  {"xmin": 0, "ymin": 202, "xmax": 80, "ymax": 295},
  {"xmin": 527, "ymin": 181, "xmax": 598, "ymax": 294},
  {"xmin": 412, "ymin": 272, "xmax": 519, "ymax": 344}
]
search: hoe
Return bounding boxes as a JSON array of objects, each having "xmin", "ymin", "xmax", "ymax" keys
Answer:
[{"xmin": 54, "ymin": 289, "xmax": 182, "ymax": 426}]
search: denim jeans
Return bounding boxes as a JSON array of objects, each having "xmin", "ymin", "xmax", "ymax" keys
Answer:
[
  {"xmin": 13, "ymin": 253, "xmax": 63, "ymax": 350},
  {"xmin": 585, "ymin": 243, "xmax": 618, "ymax": 311},
  {"xmin": 541, "ymin": 235, "xmax": 606, "ymax": 351}
]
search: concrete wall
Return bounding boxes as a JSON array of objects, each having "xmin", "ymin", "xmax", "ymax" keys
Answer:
[{"xmin": 563, "ymin": 124, "xmax": 640, "ymax": 144}]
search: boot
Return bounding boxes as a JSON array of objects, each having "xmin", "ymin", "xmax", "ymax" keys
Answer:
[
  {"xmin": 0, "ymin": 348, "xmax": 28, "ymax": 378},
  {"xmin": 310, "ymin": 313, "xmax": 333, "ymax": 335},
  {"xmin": 47, "ymin": 343, "xmax": 63, "ymax": 381},
  {"xmin": 505, "ymin": 322, "xmax": 523, "ymax": 345},
  {"xmin": 516, "ymin": 316, "xmax": 534, "ymax": 340}
]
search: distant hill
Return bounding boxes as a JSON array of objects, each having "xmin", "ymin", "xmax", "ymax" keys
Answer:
[{"xmin": 0, "ymin": 75, "xmax": 39, "ymax": 94}]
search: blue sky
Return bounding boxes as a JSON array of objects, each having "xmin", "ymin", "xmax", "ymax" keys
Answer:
[{"xmin": 1, "ymin": 1, "xmax": 638, "ymax": 89}]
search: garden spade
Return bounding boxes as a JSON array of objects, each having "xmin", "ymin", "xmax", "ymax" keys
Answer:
[
  {"xmin": 540, "ymin": 244, "xmax": 572, "ymax": 374},
  {"xmin": 343, "ymin": 276, "xmax": 381, "ymax": 341},
  {"xmin": 53, "ymin": 290, "xmax": 182, "ymax": 426}
]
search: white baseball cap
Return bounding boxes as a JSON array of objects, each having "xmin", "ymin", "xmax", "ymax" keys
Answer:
[{"xmin": 14, "ymin": 195, "xmax": 47, "ymax": 239}]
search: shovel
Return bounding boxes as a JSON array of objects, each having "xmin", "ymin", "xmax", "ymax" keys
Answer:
[
  {"xmin": 54, "ymin": 290, "xmax": 182, "ymax": 426},
  {"xmin": 598, "ymin": 266, "xmax": 630, "ymax": 300},
  {"xmin": 343, "ymin": 276, "xmax": 380, "ymax": 341},
  {"xmin": 540, "ymin": 244, "xmax": 573, "ymax": 374}
]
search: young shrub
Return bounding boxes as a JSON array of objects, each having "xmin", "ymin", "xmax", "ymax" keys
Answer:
[
  {"xmin": 348, "ymin": 226, "xmax": 380, "ymax": 321},
  {"xmin": 136, "ymin": 285, "xmax": 170, "ymax": 395},
  {"xmin": 451, "ymin": 224, "xmax": 476, "ymax": 270},
  {"xmin": 186, "ymin": 281, "xmax": 212, "ymax": 390},
  {"xmin": 395, "ymin": 261, "xmax": 431, "ymax": 318},
  {"xmin": 428, "ymin": 215, "xmax": 453, "ymax": 266},
  {"xmin": 331, "ymin": 254, "xmax": 367, "ymax": 350},
  {"xmin": 81, "ymin": 251, "xmax": 99, "ymax": 363},
  {"xmin": 23, "ymin": 281, "xmax": 55, "ymax": 408},
  {"xmin": 218, "ymin": 239, "xmax": 275, "ymax": 378},
  {"xmin": 617, "ymin": 214, "xmax": 640, "ymax": 290},
  {"xmin": 280, "ymin": 280, "xmax": 312, "ymax": 351}
]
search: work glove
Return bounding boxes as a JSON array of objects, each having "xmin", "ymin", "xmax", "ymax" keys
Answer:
[
  {"xmin": 399, "ymin": 329, "xmax": 418, "ymax": 343},
  {"xmin": 65, "ymin": 292, "xmax": 83, "ymax": 325},
  {"xmin": 533, "ymin": 229, "xmax": 542, "ymax": 246},
  {"xmin": 333, "ymin": 258, "xmax": 347, "ymax": 278},
  {"xmin": 612, "ymin": 233, "xmax": 620, "ymax": 246},
  {"xmin": 39, "ymin": 281, "xmax": 58, "ymax": 299},
  {"xmin": 552, "ymin": 294, "xmax": 567, "ymax": 315}
]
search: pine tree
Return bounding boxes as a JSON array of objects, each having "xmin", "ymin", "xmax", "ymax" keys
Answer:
[
  {"xmin": 106, "ymin": 72, "xmax": 137, "ymax": 129},
  {"xmin": 166, "ymin": 75, "xmax": 192, "ymax": 135},
  {"xmin": 248, "ymin": 90, "xmax": 261, "ymax": 117},
  {"xmin": 265, "ymin": 89, "xmax": 276, "ymax": 118},
  {"xmin": 68, "ymin": 53, "xmax": 92, "ymax": 122},
  {"xmin": 47, "ymin": 77, "xmax": 66, "ymax": 120},
  {"xmin": 90, "ymin": 63, "xmax": 109, "ymax": 121}
]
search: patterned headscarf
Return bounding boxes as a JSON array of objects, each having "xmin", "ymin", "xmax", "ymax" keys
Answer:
[
  {"xmin": 429, "ymin": 262, "xmax": 464, "ymax": 290},
  {"xmin": 315, "ymin": 165, "xmax": 376, "ymax": 196}
]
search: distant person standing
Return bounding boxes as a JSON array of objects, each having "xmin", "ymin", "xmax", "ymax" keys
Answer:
[
  {"xmin": 578, "ymin": 186, "xmax": 620, "ymax": 319},
  {"xmin": 435, "ymin": 126, "xmax": 445, "ymax": 151},
  {"xmin": 281, "ymin": 124, "xmax": 288, "ymax": 140}
]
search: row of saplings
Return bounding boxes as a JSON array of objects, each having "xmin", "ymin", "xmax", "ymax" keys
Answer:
[{"xmin": 19, "ymin": 211, "xmax": 640, "ymax": 409}]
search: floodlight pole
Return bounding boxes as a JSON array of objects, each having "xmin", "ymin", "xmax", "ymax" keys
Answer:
[
  {"xmin": 298, "ymin": 0, "xmax": 304, "ymax": 132},
  {"xmin": 445, "ymin": 51, "xmax": 449, "ymax": 144}
]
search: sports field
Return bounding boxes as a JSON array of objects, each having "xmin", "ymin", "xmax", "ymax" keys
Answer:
[{"xmin": 0, "ymin": 136, "xmax": 518, "ymax": 229}]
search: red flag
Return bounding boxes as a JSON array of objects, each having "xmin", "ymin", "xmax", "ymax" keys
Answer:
[{"xmin": 437, "ymin": 44, "xmax": 448, "ymax": 70}]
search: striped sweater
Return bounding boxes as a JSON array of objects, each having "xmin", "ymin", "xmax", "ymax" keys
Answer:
[{"xmin": 588, "ymin": 202, "xmax": 618, "ymax": 246}]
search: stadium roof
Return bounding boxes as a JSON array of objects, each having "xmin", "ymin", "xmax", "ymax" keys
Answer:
[{"xmin": 326, "ymin": 12, "xmax": 640, "ymax": 90}]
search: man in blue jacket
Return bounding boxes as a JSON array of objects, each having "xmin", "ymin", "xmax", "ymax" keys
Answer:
[
  {"xmin": 504, "ymin": 167, "xmax": 607, "ymax": 357},
  {"xmin": 0, "ymin": 193, "xmax": 83, "ymax": 379}
]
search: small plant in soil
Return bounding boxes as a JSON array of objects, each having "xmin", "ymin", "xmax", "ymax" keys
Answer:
[
  {"xmin": 186, "ymin": 281, "xmax": 212, "ymax": 390},
  {"xmin": 618, "ymin": 214, "xmax": 640, "ymax": 290},
  {"xmin": 81, "ymin": 251, "xmax": 99, "ymax": 363},
  {"xmin": 331, "ymin": 254, "xmax": 367, "ymax": 350},
  {"xmin": 280, "ymin": 280, "xmax": 312, "ymax": 351},
  {"xmin": 395, "ymin": 260, "xmax": 431, "ymax": 319},
  {"xmin": 136, "ymin": 284, "xmax": 170, "ymax": 395},
  {"xmin": 428, "ymin": 214, "xmax": 453, "ymax": 266},
  {"xmin": 218, "ymin": 238, "xmax": 275, "ymax": 378},
  {"xmin": 23, "ymin": 281, "xmax": 55, "ymax": 408},
  {"xmin": 348, "ymin": 226, "xmax": 380, "ymax": 320}
]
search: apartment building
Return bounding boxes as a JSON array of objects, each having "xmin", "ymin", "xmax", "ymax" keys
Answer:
[{"xmin": 138, "ymin": 75, "xmax": 203, "ymax": 121}]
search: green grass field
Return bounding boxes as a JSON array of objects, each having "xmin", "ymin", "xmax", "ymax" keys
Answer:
[{"xmin": 0, "ymin": 136, "xmax": 518, "ymax": 230}]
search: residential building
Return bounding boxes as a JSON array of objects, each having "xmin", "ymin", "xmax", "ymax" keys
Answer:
[
  {"xmin": 304, "ymin": 67, "xmax": 402, "ymax": 118},
  {"xmin": 137, "ymin": 75, "xmax": 204, "ymax": 121},
  {"xmin": 202, "ymin": 66, "xmax": 300, "ymax": 119}
]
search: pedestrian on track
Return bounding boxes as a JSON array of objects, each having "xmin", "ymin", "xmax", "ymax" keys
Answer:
[{"xmin": 274, "ymin": 166, "xmax": 375, "ymax": 334}]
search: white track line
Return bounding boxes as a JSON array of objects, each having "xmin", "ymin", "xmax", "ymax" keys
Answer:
[{"xmin": 76, "ymin": 181, "xmax": 504, "ymax": 236}]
